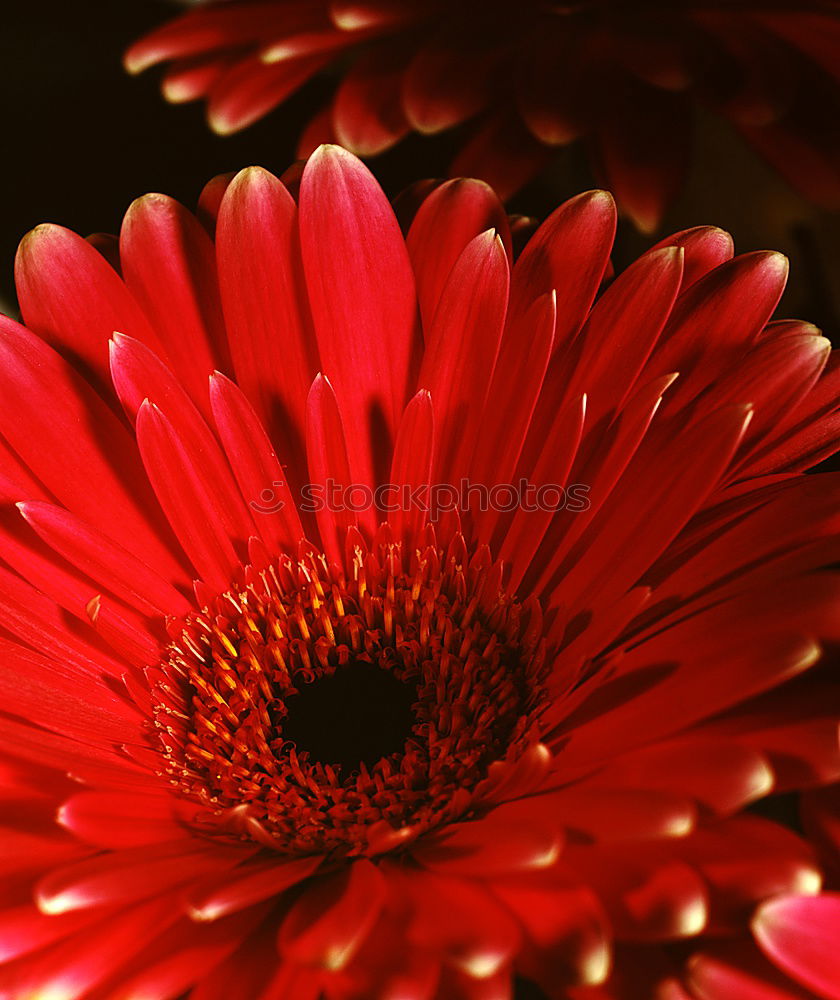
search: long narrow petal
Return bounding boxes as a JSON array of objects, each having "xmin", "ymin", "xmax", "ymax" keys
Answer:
[
  {"xmin": 305, "ymin": 374, "xmax": 359, "ymax": 562},
  {"xmin": 210, "ymin": 372, "xmax": 306, "ymax": 555},
  {"xmin": 418, "ymin": 230, "xmax": 509, "ymax": 482},
  {"xmin": 120, "ymin": 193, "xmax": 229, "ymax": 411},
  {"xmin": 299, "ymin": 145, "xmax": 420, "ymax": 488},
  {"xmin": 0, "ymin": 315, "xmax": 186, "ymax": 586},
  {"xmin": 406, "ymin": 177, "xmax": 510, "ymax": 330},
  {"xmin": 18, "ymin": 501, "xmax": 191, "ymax": 617},
  {"xmin": 136, "ymin": 401, "xmax": 241, "ymax": 591},
  {"xmin": 216, "ymin": 166, "xmax": 316, "ymax": 475}
]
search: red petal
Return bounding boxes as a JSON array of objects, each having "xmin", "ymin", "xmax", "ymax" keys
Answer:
[
  {"xmin": 509, "ymin": 190, "xmax": 615, "ymax": 350},
  {"xmin": 187, "ymin": 854, "xmax": 323, "ymax": 922},
  {"xmin": 92, "ymin": 906, "xmax": 267, "ymax": 1000},
  {"xmin": 540, "ymin": 786, "xmax": 697, "ymax": 842},
  {"xmin": 471, "ymin": 291, "xmax": 556, "ymax": 494},
  {"xmin": 0, "ymin": 898, "xmax": 180, "ymax": 999},
  {"xmin": 680, "ymin": 817, "xmax": 821, "ymax": 929},
  {"xmin": 385, "ymin": 863, "xmax": 521, "ymax": 979},
  {"xmin": 0, "ymin": 562, "xmax": 125, "ymax": 679},
  {"xmin": 561, "ymin": 245, "xmax": 684, "ymax": 422},
  {"xmin": 652, "ymin": 226, "xmax": 734, "ymax": 290},
  {"xmin": 592, "ymin": 737, "xmax": 773, "ymax": 816},
  {"xmin": 753, "ymin": 894, "xmax": 840, "ymax": 1000},
  {"xmin": 0, "ymin": 315, "xmax": 186, "ymax": 586},
  {"xmin": 136, "ymin": 401, "xmax": 241, "ymax": 590},
  {"xmin": 0, "ymin": 639, "xmax": 141, "ymax": 746},
  {"xmin": 120, "ymin": 192, "xmax": 228, "ymax": 411},
  {"xmin": 564, "ymin": 845, "xmax": 709, "ymax": 941},
  {"xmin": 450, "ymin": 111, "xmax": 553, "ymax": 201},
  {"xmin": 14, "ymin": 224, "xmax": 164, "ymax": 396},
  {"xmin": 18, "ymin": 500, "xmax": 191, "ymax": 617},
  {"xmin": 687, "ymin": 943, "xmax": 816, "ymax": 1000},
  {"xmin": 523, "ymin": 372, "xmax": 674, "ymax": 596},
  {"xmin": 645, "ymin": 251, "xmax": 789, "ymax": 413},
  {"xmin": 402, "ymin": 41, "xmax": 499, "ymax": 134},
  {"xmin": 36, "ymin": 840, "xmax": 251, "ymax": 914},
  {"xmin": 555, "ymin": 628, "xmax": 820, "ymax": 774},
  {"xmin": 413, "ymin": 811, "xmax": 561, "ymax": 877},
  {"xmin": 125, "ymin": 3, "xmax": 296, "ymax": 72},
  {"xmin": 552, "ymin": 403, "xmax": 752, "ymax": 611},
  {"xmin": 216, "ymin": 166, "xmax": 317, "ymax": 477},
  {"xmin": 332, "ymin": 46, "xmax": 411, "ymax": 155},
  {"xmin": 502, "ymin": 392, "xmax": 587, "ymax": 592},
  {"xmin": 111, "ymin": 332, "xmax": 255, "ymax": 549},
  {"xmin": 299, "ymin": 145, "xmax": 420, "ymax": 488},
  {"xmin": 406, "ymin": 176, "xmax": 510, "ymax": 331},
  {"xmin": 57, "ymin": 791, "xmax": 185, "ymax": 848},
  {"xmin": 0, "ymin": 903, "xmax": 105, "ymax": 964},
  {"xmin": 594, "ymin": 79, "xmax": 691, "ymax": 233},
  {"xmin": 418, "ymin": 230, "xmax": 509, "ymax": 482},
  {"xmin": 490, "ymin": 879, "xmax": 610, "ymax": 989},
  {"xmin": 305, "ymin": 374, "xmax": 359, "ymax": 562},
  {"xmin": 279, "ymin": 860, "xmax": 387, "ymax": 970},
  {"xmin": 162, "ymin": 52, "xmax": 236, "ymax": 104},
  {"xmin": 207, "ymin": 52, "xmax": 330, "ymax": 134},
  {"xmin": 210, "ymin": 372, "xmax": 306, "ymax": 556},
  {"xmin": 389, "ymin": 389, "xmax": 434, "ymax": 548}
]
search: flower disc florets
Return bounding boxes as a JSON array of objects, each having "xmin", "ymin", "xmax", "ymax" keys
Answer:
[{"xmin": 153, "ymin": 529, "xmax": 548, "ymax": 857}]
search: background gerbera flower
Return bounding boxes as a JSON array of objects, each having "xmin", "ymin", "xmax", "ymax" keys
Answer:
[
  {"xmin": 0, "ymin": 146, "xmax": 839, "ymax": 998},
  {"xmin": 125, "ymin": 0, "xmax": 840, "ymax": 232}
]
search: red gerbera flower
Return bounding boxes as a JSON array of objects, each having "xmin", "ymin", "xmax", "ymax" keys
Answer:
[
  {"xmin": 125, "ymin": 0, "xmax": 840, "ymax": 230},
  {"xmin": 1, "ymin": 146, "xmax": 839, "ymax": 999}
]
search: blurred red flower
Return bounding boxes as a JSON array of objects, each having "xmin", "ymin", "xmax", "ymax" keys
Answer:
[
  {"xmin": 0, "ymin": 147, "xmax": 839, "ymax": 998},
  {"xmin": 126, "ymin": 0, "xmax": 840, "ymax": 230}
]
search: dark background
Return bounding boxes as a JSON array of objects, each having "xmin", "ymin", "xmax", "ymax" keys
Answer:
[{"xmin": 3, "ymin": 0, "xmax": 840, "ymax": 340}]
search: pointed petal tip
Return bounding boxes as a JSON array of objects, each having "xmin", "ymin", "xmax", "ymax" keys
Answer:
[
  {"xmin": 125, "ymin": 191, "xmax": 174, "ymax": 218},
  {"xmin": 260, "ymin": 42, "xmax": 296, "ymax": 65},
  {"xmin": 580, "ymin": 941, "xmax": 612, "ymax": 986},
  {"xmin": 16, "ymin": 222, "xmax": 66, "ymax": 263},
  {"xmin": 123, "ymin": 35, "xmax": 171, "ymax": 77},
  {"xmin": 307, "ymin": 142, "xmax": 359, "ymax": 168},
  {"xmin": 796, "ymin": 637, "xmax": 822, "ymax": 674},
  {"xmin": 228, "ymin": 164, "xmax": 276, "ymax": 191},
  {"xmin": 678, "ymin": 897, "xmax": 709, "ymax": 937},
  {"xmin": 750, "ymin": 249, "xmax": 790, "ymax": 281},
  {"xmin": 581, "ymin": 188, "xmax": 616, "ymax": 212},
  {"xmin": 330, "ymin": 3, "xmax": 388, "ymax": 32},
  {"xmin": 161, "ymin": 79, "xmax": 194, "ymax": 104},
  {"xmin": 36, "ymin": 889, "xmax": 76, "ymax": 916},
  {"xmin": 187, "ymin": 901, "xmax": 223, "ymax": 923},
  {"xmin": 695, "ymin": 225, "xmax": 734, "ymax": 251},
  {"xmin": 207, "ymin": 112, "xmax": 243, "ymax": 137},
  {"xmin": 123, "ymin": 47, "xmax": 152, "ymax": 76}
]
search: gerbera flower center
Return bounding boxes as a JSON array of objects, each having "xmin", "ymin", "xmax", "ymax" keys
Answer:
[
  {"xmin": 151, "ymin": 533, "xmax": 548, "ymax": 856},
  {"xmin": 279, "ymin": 660, "xmax": 418, "ymax": 774}
]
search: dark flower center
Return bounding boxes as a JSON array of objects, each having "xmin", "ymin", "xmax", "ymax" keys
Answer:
[
  {"xmin": 151, "ymin": 530, "xmax": 549, "ymax": 856},
  {"xmin": 280, "ymin": 661, "xmax": 418, "ymax": 774}
]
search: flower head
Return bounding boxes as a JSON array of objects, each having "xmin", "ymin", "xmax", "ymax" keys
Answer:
[
  {"xmin": 0, "ymin": 146, "xmax": 839, "ymax": 998},
  {"xmin": 125, "ymin": 0, "xmax": 840, "ymax": 230}
]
